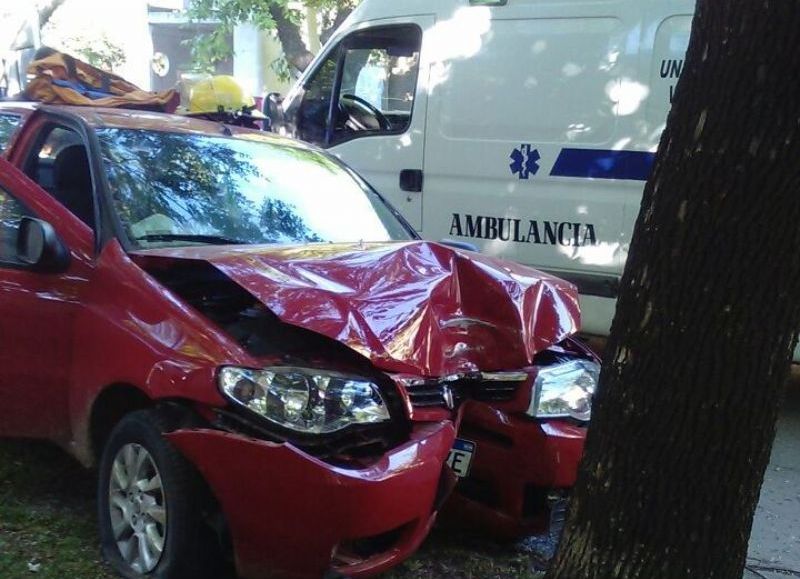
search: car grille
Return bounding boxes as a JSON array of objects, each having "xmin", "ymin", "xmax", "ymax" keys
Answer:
[{"xmin": 405, "ymin": 372, "xmax": 528, "ymax": 409}]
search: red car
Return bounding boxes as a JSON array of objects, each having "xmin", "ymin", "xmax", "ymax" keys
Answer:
[{"xmin": 0, "ymin": 102, "xmax": 598, "ymax": 579}]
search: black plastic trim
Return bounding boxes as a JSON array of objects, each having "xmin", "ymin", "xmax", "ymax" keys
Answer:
[{"xmin": 540, "ymin": 269, "xmax": 620, "ymax": 299}]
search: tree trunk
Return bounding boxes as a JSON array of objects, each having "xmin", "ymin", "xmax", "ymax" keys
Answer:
[
  {"xmin": 268, "ymin": 5, "xmax": 315, "ymax": 72},
  {"xmin": 546, "ymin": 2, "xmax": 800, "ymax": 579}
]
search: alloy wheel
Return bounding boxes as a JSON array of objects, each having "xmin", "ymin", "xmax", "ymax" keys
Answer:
[{"xmin": 108, "ymin": 443, "xmax": 167, "ymax": 573}]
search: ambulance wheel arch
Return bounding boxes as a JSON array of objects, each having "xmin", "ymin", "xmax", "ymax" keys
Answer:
[{"xmin": 281, "ymin": 16, "xmax": 435, "ymax": 230}]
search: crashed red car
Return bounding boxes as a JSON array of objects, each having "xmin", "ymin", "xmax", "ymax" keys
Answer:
[{"xmin": 0, "ymin": 103, "xmax": 599, "ymax": 578}]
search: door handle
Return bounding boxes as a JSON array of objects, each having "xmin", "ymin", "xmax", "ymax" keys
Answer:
[{"xmin": 400, "ymin": 169, "xmax": 423, "ymax": 193}]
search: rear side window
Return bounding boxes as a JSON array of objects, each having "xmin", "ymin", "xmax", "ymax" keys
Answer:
[
  {"xmin": 0, "ymin": 187, "xmax": 30, "ymax": 264},
  {"xmin": 27, "ymin": 126, "xmax": 95, "ymax": 230},
  {"xmin": 0, "ymin": 114, "xmax": 21, "ymax": 153}
]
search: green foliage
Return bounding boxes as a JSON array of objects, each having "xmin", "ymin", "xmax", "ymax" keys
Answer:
[
  {"xmin": 270, "ymin": 54, "xmax": 293, "ymax": 83},
  {"xmin": 57, "ymin": 36, "xmax": 126, "ymax": 71},
  {"xmin": 187, "ymin": 0, "xmax": 359, "ymax": 71},
  {"xmin": 188, "ymin": 0, "xmax": 275, "ymax": 70},
  {"xmin": 189, "ymin": 29, "xmax": 233, "ymax": 74},
  {"xmin": 0, "ymin": 441, "xmax": 115, "ymax": 579}
]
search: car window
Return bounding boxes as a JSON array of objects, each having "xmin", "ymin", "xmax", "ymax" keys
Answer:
[
  {"xmin": 0, "ymin": 187, "xmax": 31, "ymax": 265},
  {"xmin": 95, "ymin": 128, "xmax": 414, "ymax": 249},
  {"xmin": 0, "ymin": 114, "xmax": 21, "ymax": 153},
  {"xmin": 28, "ymin": 126, "xmax": 95, "ymax": 229},
  {"xmin": 299, "ymin": 24, "xmax": 422, "ymax": 146}
]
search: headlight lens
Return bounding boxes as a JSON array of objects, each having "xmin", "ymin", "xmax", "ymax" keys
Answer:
[
  {"xmin": 219, "ymin": 366, "xmax": 391, "ymax": 434},
  {"xmin": 528, "ymin": 359, "xmax": 600, "ymax": 421}
]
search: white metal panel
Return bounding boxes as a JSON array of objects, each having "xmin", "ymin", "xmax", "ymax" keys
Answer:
[
  {"xmin": 422, "ymin": 2, "xmax": 642, "ymax": 278},
  {"xmin": 327, "ymin": 15, "xmax": 435, "ymax": 231}
]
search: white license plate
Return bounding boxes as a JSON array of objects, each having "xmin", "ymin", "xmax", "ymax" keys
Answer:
[{"xmin": 446, "ymin": 439, "xmax": 476, "ymax": 478}]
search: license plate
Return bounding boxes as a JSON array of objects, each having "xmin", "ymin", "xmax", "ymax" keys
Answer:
[{"xmin": 447, "ymin": 439, "xmax": 476, "ymax": 478}]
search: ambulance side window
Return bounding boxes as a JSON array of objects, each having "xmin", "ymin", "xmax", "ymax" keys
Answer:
[
  {"xmin": 298, "ymin": 50, "xmax": 340, "ymax": 145},
  {"xmin": 298, "ymin": 24, "xmax": 422, "ymax": 147}
]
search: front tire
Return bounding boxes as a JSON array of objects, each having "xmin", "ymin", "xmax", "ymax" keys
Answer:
[{"xmin": 97, "ymin": 410, "xmax": 213, "ymax": 579}]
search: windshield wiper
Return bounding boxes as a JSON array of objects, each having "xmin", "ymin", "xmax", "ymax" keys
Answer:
[{"xmin": 134, "ymin": 233, "xmax": 251, "ymax": 246}]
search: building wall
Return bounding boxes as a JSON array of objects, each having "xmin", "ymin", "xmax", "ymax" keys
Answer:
[{"xmin": 149, "ymin": 20, "xmax": 233, "ymax": 92}]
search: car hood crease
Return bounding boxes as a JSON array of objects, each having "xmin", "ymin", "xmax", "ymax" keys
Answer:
[{"xmin": 134, "ymin": 241, "xmax": 581, "ymax": 376}]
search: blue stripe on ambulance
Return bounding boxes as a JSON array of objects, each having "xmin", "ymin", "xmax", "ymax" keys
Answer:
[{"xmin": 550, "ymin": 148, "xmax": 656, "ymax": 181}]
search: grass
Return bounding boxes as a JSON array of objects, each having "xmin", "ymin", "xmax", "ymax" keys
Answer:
[
  {"xmin": 0, "ymin": 441, "xmax": 114, "ymax": 579},
  {"xmin": 0, "ymin": 440, "xmax": 545, "ymax": 579}
]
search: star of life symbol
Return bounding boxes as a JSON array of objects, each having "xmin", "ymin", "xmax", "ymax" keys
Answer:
[{"xmin": 510, "ymin": 144, "xmax": 541, "ymax": 179}]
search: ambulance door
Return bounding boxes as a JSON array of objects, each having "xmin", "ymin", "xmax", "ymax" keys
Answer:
[
  {"xmin": 285, "ymin": 17, "xmax": 434, "ymax": 231},
  {"xmin": 422, "ymin": 1, "xmax": 643, "ymax": 298}
]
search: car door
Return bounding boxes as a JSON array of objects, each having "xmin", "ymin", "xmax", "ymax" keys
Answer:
[
  {"xmin": 0, "ymin": 147, "xmax": 94, "ymax": 441},
  {"xmin": 285, "ymin": 17, "xmax": 433, "ymax": 231}
]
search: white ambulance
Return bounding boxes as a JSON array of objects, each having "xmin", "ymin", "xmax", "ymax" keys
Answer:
[{"xmin": 268, "ymin": 0, "xmax": 798, "ymax": 358}]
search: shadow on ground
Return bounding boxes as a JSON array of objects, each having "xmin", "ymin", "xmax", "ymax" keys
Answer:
[{"xmin": 0, "ymin": 442, "xmax": 114, "ymax": 579}]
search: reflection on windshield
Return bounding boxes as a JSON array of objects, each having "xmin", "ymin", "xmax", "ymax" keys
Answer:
[{"xmin": 96, "ymin": 128, "xmax": 412, "ymax": 248}]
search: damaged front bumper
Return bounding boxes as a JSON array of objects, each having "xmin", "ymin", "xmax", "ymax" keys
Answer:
[
  {"xmin": 167, "ymin": 421, "xmax": 456, "ymax": 579},
  {"xmin": 443, "ymin": 401, "xmax": 586, "ymax": 538}
]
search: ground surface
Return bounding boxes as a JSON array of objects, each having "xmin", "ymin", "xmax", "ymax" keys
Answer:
[
  {"xmin": 1, "ymin": 377, "xmax": 797, "ymax": 579},
  {"xmin": 744, "ymin": 374, "xmax": 800, "ymax": 579}
]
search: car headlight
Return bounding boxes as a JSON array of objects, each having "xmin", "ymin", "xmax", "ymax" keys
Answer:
[
  {"xmin": 527, "ymin": 359, "xmax": 600, "ymax": 422},
  {"xmin": 218, "ymin": 366, "xmax": 391, "ymax": 434}
]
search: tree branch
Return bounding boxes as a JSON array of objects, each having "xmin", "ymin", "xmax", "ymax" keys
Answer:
[
  {"xmin": 319, "ymin": 6, "xmax": 353, "ymax": 45},
  {"xmin": 38, "ymin": 0, "xmax": 67, "ymax": 28},
  {"xmin": 267, "ymin": 5, "xmax": 315, "ymax": 72}
]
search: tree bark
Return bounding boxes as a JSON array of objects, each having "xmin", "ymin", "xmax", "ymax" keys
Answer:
[
  {"xmin": 546, "ymin": 2, "xmax": 800, "ymax": 579},
  {"xmin": 268, "ymin": 5, "xmax": 315, "ymax": 72},
  {"xmin": 38, "ymin": 0, "xmax": 67, "ymax": 28},
  {"xmin": 319, "ymin": 6, "xmax": 353, "ymax": 45}
]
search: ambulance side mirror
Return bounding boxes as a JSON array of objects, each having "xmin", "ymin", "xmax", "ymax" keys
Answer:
[{"xmin": 261, "ymin": 92, "xmax": 284, "ymax": 132}]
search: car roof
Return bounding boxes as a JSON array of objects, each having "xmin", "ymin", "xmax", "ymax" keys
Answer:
[
  {"xmin": 0, "ymin": 101, "xmax": 304, "ymax": 148},
  {"xmin": 0, "ymin": 101, "xmax": 37, "ymax": 119}
]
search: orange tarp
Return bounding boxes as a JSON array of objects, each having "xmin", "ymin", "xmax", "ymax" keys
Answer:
[{"xmin": 25, "ymin": 51, "xmax": 178, "ymax": 112}]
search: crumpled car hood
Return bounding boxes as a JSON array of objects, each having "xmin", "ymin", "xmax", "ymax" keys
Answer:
[{"xmin": 134, "ymin": 241, "xmax": 580, "ymax": 376}]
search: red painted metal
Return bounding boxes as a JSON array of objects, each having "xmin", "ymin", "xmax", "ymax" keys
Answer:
[
  {"xmin": 168, "ymin": 422, "xmax": 456, "ymax": 579},
  {"xmin": 132, "ymin": 242, "xmax": 581, "ymax": 376},
  {"xmin": 444, "ymin": 404, "xmax": 586, "ymax": 538},
  {"xmin": 0, "ymin": 105, "xmax": 595, "ymax": 578},
  {"xmin": 439, "ymin": 337, "xmax": 597, "ymax": 537}
]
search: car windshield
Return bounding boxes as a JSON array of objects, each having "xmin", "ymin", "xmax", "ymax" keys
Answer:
[{"xmin": 95, "ymin": 128, "xmax": 413, "ymax": 248}]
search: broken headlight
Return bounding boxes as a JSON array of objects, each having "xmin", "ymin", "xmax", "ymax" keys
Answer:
[
  {"xmin": 527, "ymin": 359, "xmax": 600, "ymax": 422},
  {"xmin": 218, "ymin": 366, "xmax": 391, "ymax": 434}
]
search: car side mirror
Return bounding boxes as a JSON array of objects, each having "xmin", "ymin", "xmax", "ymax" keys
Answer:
[
  {"xmin": 439, "ymin": 239, "xmax": 480, "ymax": 253},
  {"xmin": 16, "ymin": 217, "xmax": 70, "ymax": 273},
  {"xmin": 262, "ymin": 92, "xmax": 284, "ymax": 132}
]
